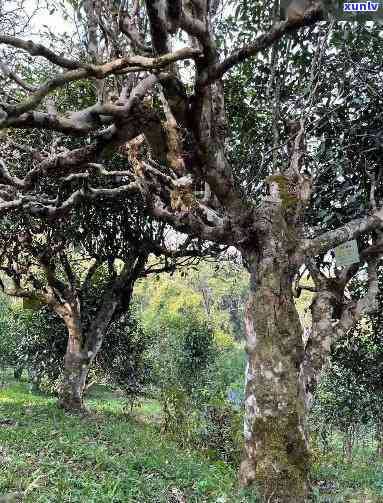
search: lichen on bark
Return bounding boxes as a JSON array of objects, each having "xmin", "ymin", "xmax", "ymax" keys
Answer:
[{"xmin": 239, "ymin": 201, "xmax": 310, "ymax": 501}]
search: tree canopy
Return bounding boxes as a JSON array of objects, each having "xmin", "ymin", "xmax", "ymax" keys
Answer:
[{"xmin": 1, "ymin": 1, "xmax": 383, "ymax": 500}]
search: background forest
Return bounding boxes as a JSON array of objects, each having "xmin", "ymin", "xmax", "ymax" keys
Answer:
[{"xmin": 1, "ymin": 259, "xmax": 383, "ymax": 501}]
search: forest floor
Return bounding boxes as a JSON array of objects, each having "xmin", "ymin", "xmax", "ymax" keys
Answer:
[{"xmin": 0, "ymin": 372, "xmax": 383, "ymax": 502}]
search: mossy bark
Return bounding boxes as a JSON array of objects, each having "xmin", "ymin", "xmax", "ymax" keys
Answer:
[{"xmin": 239, "ymin": 201, "xmax": 310, "ymax": 502}]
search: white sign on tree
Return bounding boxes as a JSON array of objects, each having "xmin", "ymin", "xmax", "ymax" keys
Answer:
[{"xmin": 335, "ymin": 240, "xmax": 360, "ymax": 267}]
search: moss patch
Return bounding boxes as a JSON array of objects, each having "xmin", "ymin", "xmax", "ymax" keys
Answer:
[
  {"xmin": 266, "ymin": 174, "xmax": 299, "ymax": 209},
  {"xmin": 253, "ymin": 413, "xmax": 310, "ymax": 501}
]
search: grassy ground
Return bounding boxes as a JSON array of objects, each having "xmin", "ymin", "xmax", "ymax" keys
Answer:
[
  {"xmin": 0, "ymin": 374, "xmax": 255, "ymax": 503},
  {"xmin": 311, "ymin": 436, "xmax": 383, "ymax": 502},
  {"xmin": 1, "ymin": 372, "xmax": 383, "ymax": 502}
]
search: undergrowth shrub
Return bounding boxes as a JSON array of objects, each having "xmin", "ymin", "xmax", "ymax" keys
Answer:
[
  {"xmin": 98, "ymin": 311, "xmax": 152, "ymax": 410},
  {"xmin": 149, "ymin": 307, "xmax": 244, "ymax": 464}
]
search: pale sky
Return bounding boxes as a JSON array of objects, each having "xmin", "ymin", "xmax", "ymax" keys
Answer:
[{"xmin": 23, "ymin": 0, "xmax": 74, "ymax": 38}]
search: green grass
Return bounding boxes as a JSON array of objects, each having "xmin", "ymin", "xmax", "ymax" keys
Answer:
[
  {"xmin": 311, "ymin": 435, "xmax": 383, "ymax": 503},
  {"xmin": 0, "ymin": 375, "xmax": 256, "ymax": 502},
  {"xmin": 1, "ymin": 372, "xmax": 383, "ymax": 502}
]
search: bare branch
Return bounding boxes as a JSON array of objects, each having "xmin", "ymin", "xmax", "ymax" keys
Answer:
[
  {"xmin": 0, "ymin": 159, "xmax": 24, "ymax": 188},
  {"xmin": 150, "ymin": 198, "xmax": 231, "ymax": 244},
  {"xmin": 180, "ymin": 10, "xmax": 208, "ymax": 43},
  {"xmin": 145, "ymin": 0, "xmax": 171, "ymax": 54},
  {"xmin": 25, "ymin": 181, "xmax": 140, "ymax": 219},
  {"xmin": 0, "ymin": 35, "xmax": 81, "ymax": 69},
  {"xmin": 119, "ymin": 0, "xmax": 151, "ymax": 53},
  {"xmin": 206, "ymin": 2, "xmax": 324, "ymax": 84},
  {"xmin": 2, "ymin": 48, "xmax": 201, "ymax": 117},
  {"xmin": 300, "ymin": 209, "xmax": 383, "ymax": 258},
  {"xmin": 0, "ymin": 198, "xmax": 23, "ymax": 214},
  {"xmin": 0, "ymin": 283, "xmax": 38, "ymax": 299},
  {"xmin": 0, "ymin": 60, "xmax": 37, "ymax": 92}
]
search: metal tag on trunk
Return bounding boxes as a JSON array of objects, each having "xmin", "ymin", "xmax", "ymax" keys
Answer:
[{"xmin": 335, "ymin": 240, "xmax": 360, "ymax": 267}]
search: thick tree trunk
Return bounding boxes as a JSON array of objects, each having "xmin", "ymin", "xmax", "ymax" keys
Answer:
[
  {"xmin": 54, "ymin": 284, "xmax": 119, "ymax": 412},
  {"xmin": 239, "ymin": 202, "xmax": 310, "ymax": 502},
  {"xmin": 59, "ymin": 322, "xmax": 114, "ymax": 412},
  {"xmin": 59, "ymin": 321, "xmax": 89, "ymax": 412},
  {"xmin": 57, "ymin": 279, "xmax": 132, "ymax": 411}
]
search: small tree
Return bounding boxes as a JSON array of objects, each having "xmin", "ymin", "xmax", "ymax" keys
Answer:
[{"xmin": 0, "ymin": 199, "xmax": 192, "ymax": 410}]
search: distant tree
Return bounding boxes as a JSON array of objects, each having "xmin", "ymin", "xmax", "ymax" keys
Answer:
[
  {"xmin": 136, "ymin": 260, "xmax": 248, "ymax": 346},
  {"xmin": 0, "ymin": 199, "xmax": 210, "ymax": 411}
]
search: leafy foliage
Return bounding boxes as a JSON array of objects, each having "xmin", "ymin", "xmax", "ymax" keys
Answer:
[
  {"xmin": 135, "ymin": 263, "xmax": 247, "ymax": 463},
  {"xmin": 98, "ymin": 311, "xmax": 152, "ymax": 410},
  {"xmin": 6, "ymin": 305, "xmax": 65, "ymax": 391}
]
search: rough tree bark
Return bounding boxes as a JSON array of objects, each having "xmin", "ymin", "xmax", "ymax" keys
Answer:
[
  {"xmin": 237, "ymin": 139, "xmax": 382, "ymax": 499},
  {"xmin": 57, "ymin": 257, "xmax": 145, "ymax": 412},
  {"xmin": 53, "ymin": 293, "xmax": 89, "ymax": 411},
  {"xmin": 58, "ymin": 309, "xmax": 126, "ymax": 412},
  {"xmin": 60, "ymin": 320, "xmax": 88, "ymax": 411},
  {"xmin": 239, "ymin": 195, "xmax": 310, "ymax": 501}
]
